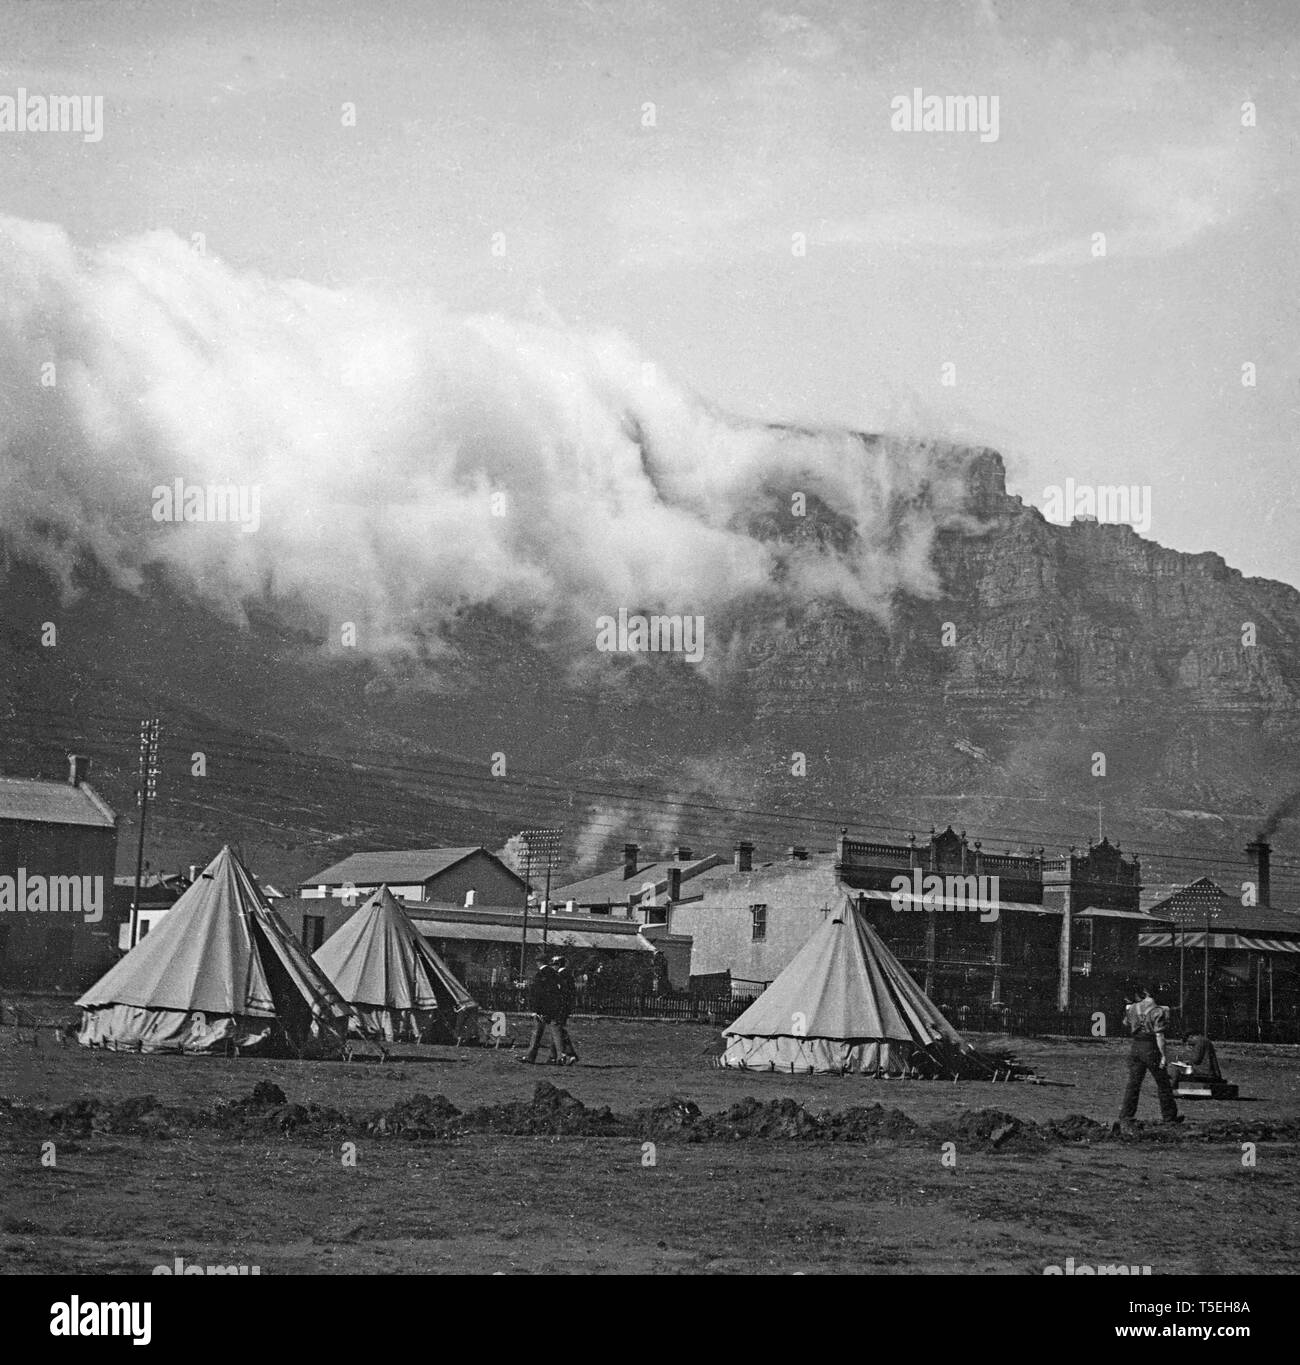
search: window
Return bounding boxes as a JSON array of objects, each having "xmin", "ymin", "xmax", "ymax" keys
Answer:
[
  {"xmin": 302, "ymin": 915, "xmax": 325, "ymax": 952},
  {"xmin": 750, "ymin": 904, "xmax": 767, "ymax": 941}
]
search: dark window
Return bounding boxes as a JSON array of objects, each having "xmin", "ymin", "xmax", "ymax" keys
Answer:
[
  {"xmin": 750, "ymin": 904, "xmax": 767, "ymax": 941},
  {"xmin": 303, "ymin": 915, "xmax": 325, "ymax": 951},
  {"xmin": 138, "ymin": 921, "xmax": 151, "ymax": 939}
]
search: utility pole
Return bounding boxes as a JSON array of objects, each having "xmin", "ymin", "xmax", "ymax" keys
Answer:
[
  {"xmin": 129, "ymin": 718, "xmax": 161, "ymax": 949},
  {"xmin": 517, "ymin": 828, "xmax": 562, "ymax": 971},
  {"xmin": 518, "ymin": 839, "xmax": 533, "ymax": 981}
]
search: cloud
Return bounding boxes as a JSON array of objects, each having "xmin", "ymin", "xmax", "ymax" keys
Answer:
[{"xmin": 0, "ymin": 214, "xmax": 984, "ymax": 666}]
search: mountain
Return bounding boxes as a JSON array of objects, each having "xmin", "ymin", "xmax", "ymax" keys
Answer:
[{"xmin": 3, "ymin": 445, "xmax": 1299, "ymax": 898}]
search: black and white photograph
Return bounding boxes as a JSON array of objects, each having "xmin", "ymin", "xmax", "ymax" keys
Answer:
[{"xmin": 0, "ymin": 0, "xmax": 1295, "ymax": 1325}]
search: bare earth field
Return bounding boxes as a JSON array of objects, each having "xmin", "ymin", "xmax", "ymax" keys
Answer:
[{"xmin": 1, "ymin": 1020, "xmax": 1297, "ymax": 1275}]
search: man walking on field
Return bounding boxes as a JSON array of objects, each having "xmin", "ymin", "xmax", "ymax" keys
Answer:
[
  {"xmin": 551, "ymin": 954, "xmax": 579, "ymax": 1066},
  {"xmin": 519, "ymin": 957, "xmax": 562, "ymax": 1064},
  {"xmin": 1116, "ymin": 981, "xmax": 1182, "ymax": 1127}
]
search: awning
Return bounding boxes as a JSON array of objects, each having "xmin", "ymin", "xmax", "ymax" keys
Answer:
[
  {"xmin": 1078, "ymin": 906, "xmax": 1174, "ymax": 922},
  {"xmin": 1139, "ymin": 932, "xmax": 1300, "ymax": 953},
  {"xmin": 856, "ymin": 889, "xmax": 1055, "ymax": 915},
  {"xmin": 415, "ymin": 921, "xmax": 651, "ymax": 952}
]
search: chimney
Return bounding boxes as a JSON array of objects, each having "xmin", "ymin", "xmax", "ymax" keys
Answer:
[
  {"xmin": 667, "ymin": 867, "xmax": 682, "ymax": 900},
  {"xmin": 464, "ymin": 889, "xmax": 476, "ymax": 907},
  {"xmin": 734, "ymin": 840, "xmax": 754, "ymax": 873},
  {"xmin": 788, "ymin": 845, "xmax": 808, "ymax": 862},
  {"xmin": 675, "ymin": 845, "xmax": 693, "ymax": 863},
  {"xmin": 565, "ymin": 899, "xmax": 575, "ymax": 913},
  {"xmin": 622, "ymin": 843, "xmax": 639, "ymax": 879},
  {"xmin": 67, "ymin": 753, "xmax": 89, "ymax": 786},
  {"xmin": 1246, "ymin": 841, "xmax": 1272, "ymax": 906},
  {"xmin": 188, "ymin": 864, "xmax": 199, "ymax": 882}
]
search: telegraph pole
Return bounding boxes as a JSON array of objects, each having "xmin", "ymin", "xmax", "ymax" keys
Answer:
[
  {"xmin": 129, "ymin": 718, "xmax": 161, "ymax": 949},
  {"xmin": 518, "ymin": 839, "xmax": 533, "ymax": 980},
  {"xmin": 517, "ymin": 828, "xmax": 563, "ymax": 973}
]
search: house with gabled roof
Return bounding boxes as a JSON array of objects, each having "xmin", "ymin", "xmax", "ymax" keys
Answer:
[
  {"xmin": 551, "ymin": 842, "xmax": 725, "ymax": 921},
  {"xmin": 295, "ymin": 846, "xmax": 530, "ymax": 950},
  {"xmin": 0, "ymin": 755, "xmax": 119, "ymax": 991}
]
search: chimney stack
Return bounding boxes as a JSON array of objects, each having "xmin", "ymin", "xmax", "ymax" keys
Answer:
[
  {"xmin": 188, "ymin": 864, "xmax": 199, "ymax": 882},
  {"xmin": 734, "ymin": 840, "xmax": 754, "ymax": 873},
  {"xmin": 67, "ymin": 753, "xmax": 89, "ymax": 786},
  {"xmin": 464, "ymin": 889, "xmax": 476, "ymax": 907},
  {"xmin": 622, "ymin": 842, "xmax": 639, "ymax": 880},
  {"xmin": 1246, "ymin": 841, "xmax": 1272, "ymax": 906},
  {"xmin": 667, "ymin": 867, "xmax": 682, "ymax": 901},
  {"xmin": 675, "ymin": 845, "xmax": 693, "ymax": 863}
]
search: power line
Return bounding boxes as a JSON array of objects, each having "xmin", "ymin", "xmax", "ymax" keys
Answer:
[{"xmin": 5, "ymin": 705, "xmax": 1299, "ymax": 897}]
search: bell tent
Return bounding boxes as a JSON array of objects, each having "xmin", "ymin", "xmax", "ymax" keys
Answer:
[
  {"xmin": 313, "ymin": 885, "xmax": 478, "ymax": 1042},
  {"xmin": 77, "ymin": 845, "xmax": 353, "ymax": 1055},
  {"xmin": 720, "ymin": 896, "xmax": 984, "ymax": 1077}
]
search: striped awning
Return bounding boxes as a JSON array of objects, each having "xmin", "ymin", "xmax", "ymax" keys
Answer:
[{"xmin": 1139, "ymin": 931, "xmax": 1300, "ymax": 953}]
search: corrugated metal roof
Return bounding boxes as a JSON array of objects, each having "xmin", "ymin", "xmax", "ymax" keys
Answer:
[
  {"xmin": 1077, "ymin": 906, "xmax": 1174, "ymax": 922},
  {"xmin": 0, "ymin": 777, "xmax": 116, "ymax": 829},
  {"xmin": 553, "ymin": 855, "xmax": 722, "ymax": 903},
  {"xmin": 415, "ymin": 920, "xmax": 651, "ymax": 952},
  {"xmin": 1143, "ymin": 878, "xmax": 1300, "ymax": 935},
  {"xmin": 304, "ymin": 847, "xmax": 488, "ymax": 886}
]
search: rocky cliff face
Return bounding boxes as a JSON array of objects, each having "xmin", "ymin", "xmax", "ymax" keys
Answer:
[{"xmin": 3, "ymin": 443, "xmax": 1298, "ymax": 892}]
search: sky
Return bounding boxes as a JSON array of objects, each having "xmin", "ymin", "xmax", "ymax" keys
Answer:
[{"xmin": 1, "ymin": 0, "xmax": 1297, "ymax": 587}]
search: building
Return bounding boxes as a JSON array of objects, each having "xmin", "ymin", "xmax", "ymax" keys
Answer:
[
  {"xmin": 112, "ymin": 869, "xmax": 193, "ymax": 949},
  {"xmin": 1138, "ymin": 845, "xmax": 1300, "ymax": 1037},
  {"xmin": 670, "ymin": 826, "xmax": 1164, "ymax": 1016},
  {"xmin": 287, "ymin": 890, "xmax": 690, "ymax": 989},
  {"xmin": 668, "ymin": 843, "xmax": 843, "ymax": 996},
  {"xmin": 552, "ymin": 843, "xmax": 724, "ymax": 921},
  {"xmin": 0, "ymin": 755, "xmax": 119, "ymax": 992},
  {"xmin": 297, "ymin": 845, "xmax": 528, "ymax": 946}
]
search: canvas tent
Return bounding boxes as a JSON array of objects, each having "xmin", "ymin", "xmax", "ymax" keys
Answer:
[
  {"xmin": 313, "ymin": 885, "xmax": 478, "ymax": 1042},
  {"xmin": 720, "ymin": 896, "xmax": 978, "ymax": 1076},
  {"xmin": 78, "ymin": 845, "xmax": 353, "ymax": 1055}
]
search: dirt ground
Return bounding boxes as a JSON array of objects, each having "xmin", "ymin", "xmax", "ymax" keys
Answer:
[{"xmin": 1, "ymin": 1019, "xmax": 1297, "ymax": 1275}]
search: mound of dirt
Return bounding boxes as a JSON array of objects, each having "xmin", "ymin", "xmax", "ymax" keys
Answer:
[
  {"xmin": 1046, "ymin": 1113, "xmax": 1111, "ymax": 1142},
  {"xmin": 635, "ymin": 1096, "xmax": 703, "ymax": 1138},
  {"xmin": 46, "ymin": 1095, "xmax": 167, "ymax": 1137},
  {"xmin": 818, "ymin": 1103, "xmax": 924, "ymax": 1142},
  {"xmin": 369, "ymin": 1093, "xmax": 463, "ymax": 1138},
  {"xmin": 460, "ymin": 1082, "xmax": 632, "ymax": 1137},
  {"xmin": 690, "ymin": 1096, "xmax": 822, "ymax": 1141}
]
